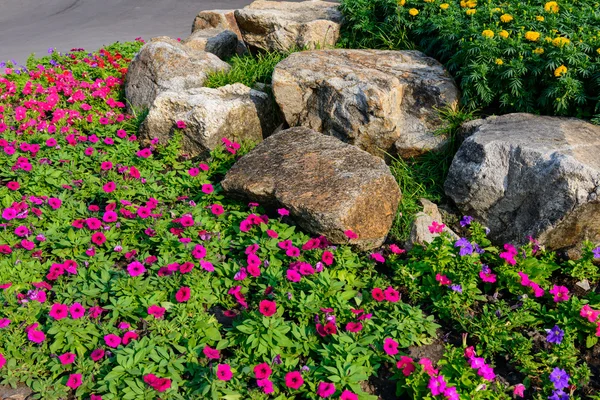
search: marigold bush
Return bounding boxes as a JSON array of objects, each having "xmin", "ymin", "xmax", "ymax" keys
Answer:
[
  {"xmin": 0, "ymin": 42, "xmax": 599, "ymax": 400},
  {"xmin": 339, "ymin": 0, "xmax": 600, "ymax": 118}
]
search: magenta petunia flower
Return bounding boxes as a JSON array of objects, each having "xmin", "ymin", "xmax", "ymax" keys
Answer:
[
  {"xmin": 580, "ymin": 305, "xmax": 600, "ymax": 323},
  {"xmin": 0, "ymin": 318, "xmax": 10, "ymax": 328},
  {"xmin": 90, "ymin": 348, "xmax": 105, "ymax": 361},
  {"xmin": 371, "ymin": 288, "xmax": 385, "ymax": 302},
  {"xmin": 345, "ymin": 322, "xmax": 363, "ymax": 332},
  {"xmin": 384, "ymin": 286, "xmax": 400, "ymax": 302},
  {"xmin": 49, "ymin": 303, "xmax": 69, "ymax": 320},
  {"xmin": 428, "ymin": 221, "xmax": 445, "ymax": 234},
  {"xmin": 203, "ymin": 345, "xmax": 220, "ymax": 359},
  {"xmin": 340, "ymin": 390, "xmax": 358, "ymax": 400},
  {"xmin": 259, "ymin": 300, "xmax": 277, "ymax": 317},
  {"xmin": 254, "ymin": 363, "xmax": 272, "ymax": 379},
  {"xmin": 91, "ymin": 232, "xmax": 106, "ymax": 246},
  {"xmin": 148, "ymin": 305, "xmax": 166, "ymax": 319},
  {"xmin": 58, "ymin": 352, "xmax": 76, "ymax": 365},
  {"xmin": 102, "ymin": 181, "xmax": 116, "ymax": 193},
  {"xmin": 0, "ymin": 353, "xmax": 5, "ymax": 369},
  {"xmin": 397, "ymin": 356, "xmax": 415, "ymax": 376},
  {"xmin": 69, "ymin": 303, "xmax": 85, "ymax": 319},
  {"xmin": 104, "ymin": 334, "xmax": 121, "ymax": 348},
  {"xmin": 123, "ymin": 331, "xmax": 139, "ymax": 345},
  {"xmin": 316, "ymin": 382, "xmax": 336, "ymax": 398},
  {"xmin": 7, "ymin": 181, "xmax": 19, "ymax": 191},
  {"xmin": 428, "ymin": 375, "xmax": 447, "ymax": 396},
  {"xmin": 257, "ymin": 378, "xmax": 274, "ymax": 394},
  {"xmin": 66, "ymin": 373, "xmax": 82, "ymax": 389},
  {"xmin": 176, "ymin": 120, "xmax": 187, "ymax": 129},
  {"xmin": 192, "ymin": 244, "xmax": 206, "ymax": 259},
  {"xmin": 549, "ymin": 285, "xmax": 570, "ymax": 302},
  {"xmin": 127, "ymin": 261, "xmax": 146, "ymax": 277},
  {"xmin": 513, "ymin": 383, "xmax": 525, "ymax": 398},
  {"xmin": 344, "ymin": 229, "xmax": 358, "ymax": 239},
  {"xmin": 383, "ymin": 338, "xmax": 399, "ymax": 355},
  {"xmin": 285, "ymin": 371, "xmax": 304, "ymax": 389},
  {"xmin": 28, "ymin": 329, "xmax": 46, "ymax": 343},
  {"xmin": 216, "ymin": 364, "xmax": 233, "ymax": 381},
  {"xmin": 175, "ymin": 287, "xmax": 191, "ymax": 302}
]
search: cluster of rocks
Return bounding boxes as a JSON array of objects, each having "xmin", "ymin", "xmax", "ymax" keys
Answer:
[{"xmin": 125, "ymin": 0, "xmax": 600, "ymax": 254}]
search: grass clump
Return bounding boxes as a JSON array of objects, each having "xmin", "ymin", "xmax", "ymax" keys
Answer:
[{"xmin": 204, "ymin": 51, "xmax": 290, "ymax": 89}]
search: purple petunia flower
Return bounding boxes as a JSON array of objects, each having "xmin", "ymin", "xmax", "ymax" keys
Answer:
[
  {"xmin": 454, "ymin": 238, "xmax": 473, "ymax": 256},
  {"xmin": 460, "ymin": 216, "xmax": 473, "ymax": 227},
  {"xmin": 549, "ymin": 368, "xmax": 569, "ymax": 390},
  {"xmin": 593, "ymin": 247, "xmax": 600, "ymax": 259},
  {"xmin": 450, "ymin": 284, "xmax": 463, "ymax": 293},
  {"xmin": 548, "ymin": 390, "xmax": 570, "ymax": 400},
  {"xmin": 546, "ymin": 325, "xmax": 565, "ymax": 345}
]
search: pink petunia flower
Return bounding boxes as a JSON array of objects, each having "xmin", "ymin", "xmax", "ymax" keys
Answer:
[
  {"xmin": 175, "ymin": 287, "xmax": 191, "ymax": 302},
  {"xmin": 147, "ymin": 305, "xmax": 166, "ymax": 319},
  {"xmin": 127, "ymin": 261, "xmax": 146, "ymax": 277},
  {"xmin": 316, "ymin": 382, "xmax": 336, "ymax": 398},
  {"xmin": 49, "ymin": 303, "xmax": 69, "ymax": 320},
  {"xmin": 383, "ymin": 338, "xmax": 399, "ymax": 355},
  {"xmin": 340, "ymin": 390, "xmax": 358, "ymax": 400},
  {"xmin": 104, "ymin": 334, "xmax": 121, "ymax": 348},
  {"xmin": 58, "ymin": 353, "xmax": 76, "ymax": 365},
  {"xmin": 254, "ymin": 363, "xmax": 272, "ymax": 379},
  {"xmin": 549, "ymin": 285, "xmax": 570, "ymax": 302},
  {"xmin": 90, "ymin": 349, "xmax": 105, "ymax": 361},
  {"xmin": 344, "ymin": 230, "xmax": 358, "ymax": 240},
  {"xmin": 69, "ymin": 303, "xmax": 85, "ymax": 319},
  {"xmin": 259, "ymin": 300, "xmax": 277, "ymax": 317},
  {"xmin": 285, "ymin": 371, "xmax": 304, "ymax": 389},
  {"xmin": 66, "ymin": 373, "xmax": 82, "ymax": 389},
  {"xmin": 216, "ymin": 364, "xmax": 233, "ymax": 381}
]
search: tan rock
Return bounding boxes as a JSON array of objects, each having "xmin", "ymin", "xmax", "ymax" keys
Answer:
[
  {"xmin": 139, "ymin": 84, "xmax": 279, "ymax": 157},
  {"xmin": 191, "ymin": 9, "xmax": 248, "ymax": 55},
  {"xmin": 182, "ymin": 29, "xmax": 239, "ymax": 60},
  {"xmin": 406, "ymin": 199, "xmax": 458, "ymax": 250},
  {"xmin": 221, "ymin": 127, "xmax": 401, "ymax": 250},
  {"xmin": 125, "ymin": 37, "xmax": 230, "ymax": 111},
  {"xmin": 272, "ymin": 49, "xmax": 459, "ymax": 159},
  {"xmin": 234, "ymin": 0, "xmax": 342, "ymax": 52}
]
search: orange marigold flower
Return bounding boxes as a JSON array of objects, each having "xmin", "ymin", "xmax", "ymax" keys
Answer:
[
  {"xmin": 554, "ymin": 65, "xmax": 567, "ymax": 77},
  {"xmin": 525, "ymin": 31, "xmax": 541, "ymax": 41}
]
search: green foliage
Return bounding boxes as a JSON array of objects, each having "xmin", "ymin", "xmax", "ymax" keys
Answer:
[
  {"xmin": 204, "ymin": 51, "xmax": 291, "ymax": 89},
  {"xmin": 340, "ymin": 0, "xmax": 600, "ymax": 118}
]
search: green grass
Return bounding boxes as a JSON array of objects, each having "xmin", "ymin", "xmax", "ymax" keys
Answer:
[
  {"xmin": 389, "ymin": 106, "xmax": 476, "ymax": 241},
  {"xmin": 204, "ymin": 51, "xmax": 291, "ymax": 89}
]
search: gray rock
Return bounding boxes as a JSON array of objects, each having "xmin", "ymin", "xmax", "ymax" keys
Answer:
[
  {"xmin": 221, "ymin": 127, "xmax": 401, "ymax": 250},
  {"xmin": 234, "ymin": 0, "xmax": 342, "ymax": 53},
  {"xmin": 125, "ymin": 37, "xmax": 230, "ymax": 111},
  {"xmin": 406, "ymin": 199, "xmax": 458, "ymax": 250},
  {"xmin": 0, "ymin": 385, "xmax": 33, "ymax": 400},
  {"xmin": 445, "ymin": 113, "xmax": 600, "ymax": 253},
  {"xmin": 182, "ymin": 29, "xmax": 239, "ymax": 60},
  {"xmin": 272, "ymin": 49, "xmax": 459, "ymax": 159},
  {"xmin": 191, "ymin": 9, "xmax": 248, "ymax": 56},
  {"xmin": 139, "ymin": 83, "xmax": 279, "ymax": 157}
]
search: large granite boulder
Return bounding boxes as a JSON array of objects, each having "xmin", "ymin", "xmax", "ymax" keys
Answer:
[
  {"xmin": 191, "ymin": 9, "xmax": 248, "ymax": 55},
  {"xmin": 445, "ymin": 113, "xmax": 600, "ymax": 252},
  {"xmin": 234, "ymin": 0, "xmax": 342, "ymax": 53},
  {"xmin": 139, "ymin": 84, "xmax": 278, "ymax": 157},
  {"xmin": 221, "ymin": 127, "xmax": 401, "ymax": 250},
  {"xmin": 125, "ymin": 37, "xmax": 230, "ymax": 111},
  {"xmin": 272, "ymin": 49, "xmax": 459, "ymax": 159},
  {"xmin": 182, "ymin": 29, "xmax": 239, "ymax": 60}
]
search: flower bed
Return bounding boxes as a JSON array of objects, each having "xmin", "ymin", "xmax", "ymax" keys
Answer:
[
  {"xmin": 0, "ymin": 42, "xmax": 599, "ymax": 400},
  {"xmin": 339, "ymin": 0, "xmax": 600, "ymax": 119}
]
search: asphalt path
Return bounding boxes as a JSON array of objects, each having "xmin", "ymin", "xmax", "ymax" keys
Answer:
[{"xmin": 0, "ymin": 0, "xmax": 263, "ymax": 65}]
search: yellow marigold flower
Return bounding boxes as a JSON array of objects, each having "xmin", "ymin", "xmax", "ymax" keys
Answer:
[
  {"xmin": 466, "ymin": 0, "xmax": 477, "ymax": 7},
  {"xmin": 424, "ymin": 0, "xmax": 434, "ymax": 3},
  {"xmin": 597, "ymin": 48, "xmax": 600, "ymax": 54},
  {"xmin": 440, "ymin": 3, "xmax": 450, "ymax": 9},
  {"xmin": 545, "ymin": 36, "xmax": 553, "ymax": 43},
  {"xmin": 466, "ymin": 9, "xmax": 476, "ymax": 15},
  {"xmin": 554, "ymin": 65, "xmax": 567, "ymax": 77},
  {"xmin": 544, "ymin": 1, "xmax": 559, "ymax": 13},
  {"xmin": 525, "ymin": 31, "xmax": 541, "ymax": 41},
  {"xmin": 536, "ymin": 16, "xmax": 545, "ymax": 21},
  {"xmin": 460, "ymin": 0, "xmax": 467, "ymax": 7},
  {"xmin": 398, "ymin": 0, "xmax": 406, "ymax": 5},
  {"xmin": 533, "ymin": 47, "xmax": 545, "ymax": 54},
  {"xmin": 552, "ymin": 37, "xmax": 570, "ymax": 47},
  {"xmin": 409, "ymin": 8, "xmax": 419, "ymax": 16},
  {"xmin": 482, "ymin": 29, "xmax": 495, "ymax": 39},
  {"xmin": 499, "ymin": 30, "xmax": 509, "ymax": 38},
  {"xmin": 495, "ymin": 59, "xmax": 504, "ymax": 65},
  {"xmin": 492, "ymin": 7, "xmax": 501, "ymax": 12},
  {"xmin": 500, "ymin": 14, "xmax": 513, "ymax": 23}
]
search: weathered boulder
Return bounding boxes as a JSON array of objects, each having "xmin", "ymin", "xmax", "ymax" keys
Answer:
[
  {"xmin": 139, "ymin": 84, "xmax": 278, "ymax": 157},
  {"xmin": 234, "ymin": 0, "xmax": 342, "ymax": 53},
  {"xmin": 191, "ymin": 9, "xmax": 248, "ymax": 55},
  {"xmin": 125, "ymin": 37, "xmax": 230, "ymax": 111},
  {"xmin": 406, "ymin": 199, "xmax": 458, "ymax": 250},
  {"xmin": 183, "ymin": 29, "xmax": 239, "ymax": 60},
  {"xmin": 221, "ymin": 127, "xmax": 401, "ymax": 250},
  {"xmin": 445, "ymin": 113, "xmax": 600, "ymax": 252},
  {"xmin": 272, "ymin": 49, "xmax": 459, "ymax": 159}
]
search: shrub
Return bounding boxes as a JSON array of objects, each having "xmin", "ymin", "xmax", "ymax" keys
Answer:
[{"xmin": 340, "ymin": 0, "xmax": 600, "ymax": 119}]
